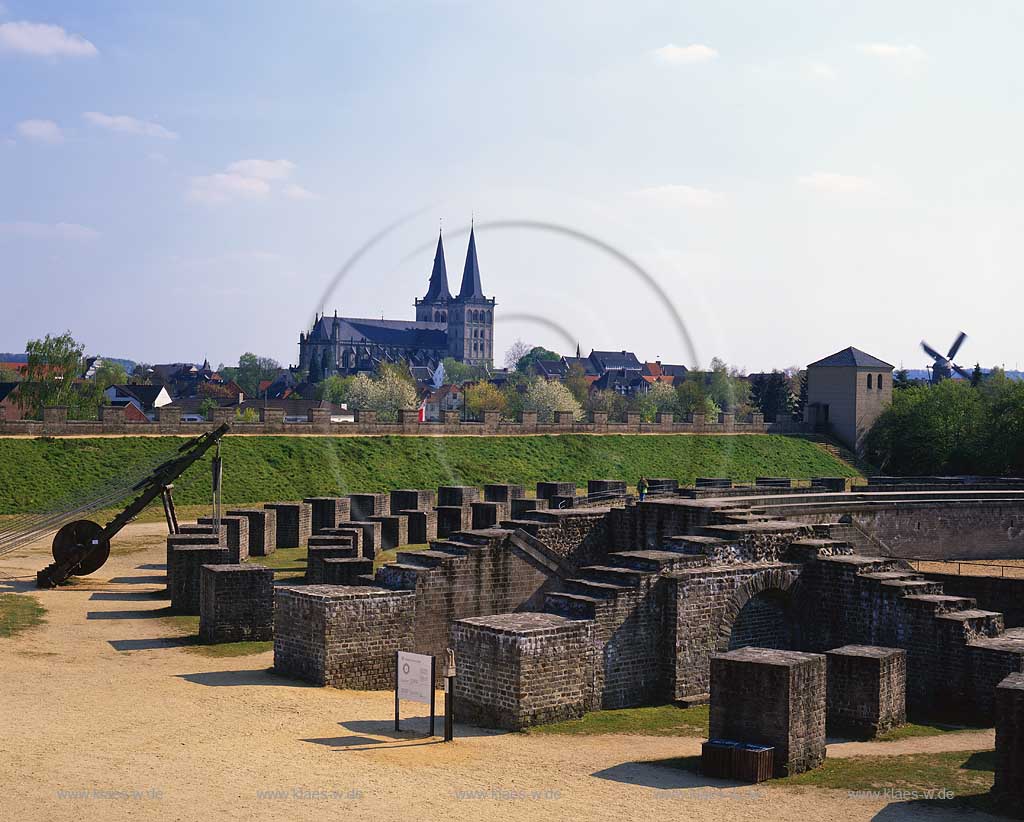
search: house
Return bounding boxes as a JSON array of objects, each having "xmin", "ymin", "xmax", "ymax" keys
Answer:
[
  {"xmin": 103, "ymin": 384, "xmax": 173, "ymax": 420},
  {"xmin": 804, "ymin": 346, "xmax": 894, "ymax": 454},
  {"xmin": 423, "ymin": 384, "xmax": 464, "ymax": 421},
  {"xmin": 592, "ymin": 368, "xmax": 650, "ymax": 397},
  {"xmin": 0, "ymin": 382, "xmax": 23, "ymax": 420},
  {"xmin": 643, "ymin": 360, "xmax": 689, "ymax": 386}
]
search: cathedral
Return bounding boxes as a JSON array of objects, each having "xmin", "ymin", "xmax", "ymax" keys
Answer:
[{"xmin": 298, "ymin": 226, "xmax": 495, "ymax": 380}]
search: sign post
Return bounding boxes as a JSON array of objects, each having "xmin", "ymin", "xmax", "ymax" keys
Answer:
[
  {"xmin": 395, "ymin": 651, "xmax": 436, "ymax": 736},
  {"xmin": 443, "ymin": 648, "xmax": 456, "ymax": 742}
]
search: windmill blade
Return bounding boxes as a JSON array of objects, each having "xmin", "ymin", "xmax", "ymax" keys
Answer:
[
  {"xmin": 952, "ymin": 363, "xmax": 972, "ymax": 380},
  {"xmin": 921, "ymin": 341, "xmax": 944, "ymax": 362},
  {"xmin": 947, "ymin": 331, "xmax": 967, "ymax": 360}
]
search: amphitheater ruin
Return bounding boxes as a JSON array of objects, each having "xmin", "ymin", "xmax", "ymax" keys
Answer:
[{"xmin": 151, "ymin": 474, "xmax": 1024, "ymax": 796}]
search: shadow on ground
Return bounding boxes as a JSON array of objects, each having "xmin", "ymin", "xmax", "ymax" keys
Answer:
[{"xmin": 176, "ymin": 668, "xmax": 308, "ymax": 687}]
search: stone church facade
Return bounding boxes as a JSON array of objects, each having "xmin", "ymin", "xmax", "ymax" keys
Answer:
[{"xmin": 298, "ymin": 227, "xmax": 495, "ymax": 380}]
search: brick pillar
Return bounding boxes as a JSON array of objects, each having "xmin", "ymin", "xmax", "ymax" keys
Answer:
[
  {"xmin": 656, "ymin": 412, "xmax": 673, "ymax": 431},
  {"xmin": 721, "ymin": 413, "xmax": 735, "ymax": 431},
  {"xmin": 260, "ymin": 407, "xmax": 285, "ymax": 432},
  {"xmin": 520, "ymin": 411, "xmax": 538, "ymax": 433},
  {"xmin": 592, "ymin": 411, "xmax": 608, "ymax": 432},
  {"xmin": 690, "ymin": 413, "xmax": 705, "ymax": 428},
  {"xmin": 625, "ymin": 412, "xmax": 640, "ymax": 430},
  {"xmin": 482, "ymin": 410, "xmax": 500, "ymax": 433},
  {"xmin": 310, "ymin": 407, "xmax": 331, "ymax": 433},
  {"xmin": 443, "ymin": 410, "xmax": 460, "ymax": 433},
  {"xmin": 157, "ymin": 405, "xmax": 181, "ymax": 432},
  {"xmin": 555, "ymin": 411, "xmax": 574, "ymax": 430},
  {"xmin": 995, "ymin": 672, "xmax": 1024, "ymax": 805},
  {"xmin": 0, "ymin": 405, "xmax": 6, "ymax": 430},
  {"xmin": 212, "ymin": 406, "xmax": 233, "ymax": 425},
  {"xmin": 355, "ymin": 409, "xmax": 376, "ymax": 433},
  {"xmin": 752, "ymin": 413, "xmax": 764, "ymax": 429},
  {"xmin": 99, "ymin": 404, "xmax": 126, "ymax": 432},
  {"xmin": 399, "ymin": 409, "xmax": 420, "ymax": 433},
  {"xmin": 42, "ymin": 406, "xmax": 68, "ymax": 434}
]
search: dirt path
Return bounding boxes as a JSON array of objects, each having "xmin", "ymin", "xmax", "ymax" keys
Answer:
[{"xmin": 0, "ymin": 526, "xmax": 999, "ymax": 822}]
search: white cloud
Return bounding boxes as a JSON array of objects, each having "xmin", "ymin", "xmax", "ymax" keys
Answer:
[
  {"xmin": 798, "ymin": 172, "xmax": 876, "ymax": 194},
  {"xmin": 806, "ymin": 61, "xmax": 837, "ymax": 81},
  {"xmin": 188, "ymin": 158, "xmax": 314, "ymax": 205},
  {"xmin": 83, "ymin": 111, "xmax": 178, "ymax": 140},
  {"xmin": 225, "ymin": 158, "xmax": 295, "ymax": 180},
  {"xmin": 0, "ymin": 21, "xmax": 98, "ymax": 58},
  {"xmin": 632, "ymin": 184, "xmax": 726, "ymax": 208},
  {"xmin": 282, "ymin": 183, "xmax": 316, "ymax": 200},
  {"xmin": 187, "ymin": 172, "xmax": 271, "ymax": 205},
  {"xmin": 858, "ymin": 43, "xmax": 926, "ymax": 61},
  {"xmin": 652, "ymin": 43, "xmax": 718, "ymax": 65},
  {"xmin": 0, "ymin": 221, "xmax": 98, "ymax": 240},
  {"xmin": 16, "ymin": 118, "xmax": 62, "ymax": 143}
]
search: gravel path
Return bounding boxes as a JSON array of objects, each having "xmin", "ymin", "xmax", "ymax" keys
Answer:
[{"xmin": 0, "ymin": 525, "xmax": 1001, "ymax": 822}]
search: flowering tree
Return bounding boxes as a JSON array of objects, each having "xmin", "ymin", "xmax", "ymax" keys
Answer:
[{"xmin": 522, "ymin": 378, "xmax": 583, "ymax": 422}]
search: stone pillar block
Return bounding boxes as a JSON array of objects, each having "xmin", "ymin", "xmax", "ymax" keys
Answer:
[
  {"xmin": 554, "ymin": 410, "xmax": 574, "ymax": 429},
  {"xmin": 721, "ymin": 413, "xmax": 735, "ymax": 431},
  {"xmin": 826, "ymin": 645, "xmax": 907, "ymax": 739},
  {"xmin": 437, "ymin": 486, "xmax": 479, "ymax": 507},
  {"xmin": 482, "ymin": 410, "xmax": 500, "ymax": 432},
  {"xmin": 273, "ymin": 586, "xmax": 414, "ymax": 688},
  {"xmin": 483, "ymin": 484, "xmax": 525, "ymax": 504},
  {"xmin": 369, "ymin": 514, "xmax": 409, "ymax": 551},
  {"xmin": 157, "ymin": 405, "xmax": 181, "ymax": 432},
  {"xmin": 226, "ymin": 508, "xmax": 277, "ymax": 556},
  {"xmin": 322, "ymin": 557, "xmax": 374, "ymax": 585},
  {"xmin": 166, "ymin": 533, "xmax": 221, "ymax": 593},
  {"xmin": 263, "ymin": 502, "xmax": 312, "ymax": 549},
  {"xmin": 200, "ymin": 564, "xmax": 274, "ymax": 642},
  {"xmin": 625, "ymin": 412, "xmax": 640, "ymax": 429},
  {"xmin": 99, "ymin": 404, "xmax": 126, "ymax": 432},
  {"xmin": 307, "ymin": 544, "xmax": 359, "ymax": 584},
  {"xmin": 511, "ymin": 498, "xmax": 547, "ymax": 517},
  {"xmin": 591, "ymin": 411, "xmax": 609, "ymax": 431},
  {"xmin": 401, "ymin": 509, "xmax": 437, "ymax": 544},
  {"xmin": 211, "ymin": 406, "xmax": 233, "ymax": 424},
  {"xmin": 399, "ymin": 408, "xmax": 420, "ymax": 433},
  {"xmin": 390, "ymin": 489, "xmax": 436, "ymax": 512},
  {"xmin": 197, "ymin": 515, "xmax": 250, "ymax": 562},
  {"xmin": 994, "ymin": 672, "xmax": 1024, "ymax": 805},
  {"xmin": 303, "ymin": 497, "xmax": 351, "ymax": 534},
  {"xmin": 344, "ymin": 520, "xmax": 382, "ymax": 558},
  {"xmin": 536, "ymin": 482, "xmax": 576, "ymax": 500},
  {"xmin": 656, "ymin": 412, "xmax": 673, "ymax": 430},
  {"xmin": 709, "ymin": 648, "xmax": 827, "ymax": 777},
  {"xmin": 260, "ymin": 407, "xmax": 285, "ymax": 431},
  {"xmin": 752, "ymin": 413, "xmax": 764, "ymax": 429},
  {"xmin": 435, "ymin": 506, "xmax": 469, "ymax": 538},
  {"xmin": 170, "ymin": 546, "xmax": 230, "ymax": 614},
  {"xmin": 471, "ymin": 501, "xmax": 508, "ymax": 530},
  {"xmin": 348, "ymin": 493, "xmax": 389, "ymax": 521},
  {"xmin": 309, "ymin": 407, "xmax": 331, "ymax": 433},
  {"xmin": 453, "ymin": 613, "xmax": 593, "ymax": 730},
  {"xmin": 519, "ymin": 410, "xmax": 538, "ymax": 433},
  {"xmin": 42, "ymin": 406, "xmax": 68, "ymax": 435}
]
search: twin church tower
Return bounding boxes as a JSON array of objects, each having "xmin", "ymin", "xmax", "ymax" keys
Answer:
[{"xmin": 298, "ymin": 226, "xmax": 496, "ymax": 380}]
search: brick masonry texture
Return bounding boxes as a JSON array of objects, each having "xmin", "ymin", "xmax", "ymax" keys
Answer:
[
  {"xmin": 319, "ymin": 526, "xmax": 364, "ymax": 556},
  {"xmin": 435, "ymin": 506, "xmax": 469, "ymax": 538},
  {"xmin": 994, "ymin": 672, "xmax": 1024, "ymax": 804},
  {"xmin": 322, "ymin": 557, "xmax": 374, "ymax": 585},
  {"xmin": 197, "ymin": 516, "xmax": 249, "ymax": 563},
  {"xmin": 263, "ymin": 502, "xmax": 312, "ymax": 549},
  {"xmin": 273, "ymin": 585, "xmax": 414, "ymax": 689},
  {"xmin": 306, "ymin": 545, "xmax": 358, "ymax": 583},
  {"xmin": 226, "ymin": 508, "xmax": 277, "ymax": 556},
  {"xmin": 170, "ymin": 546, "xmax": 230, "ymax": 614},
  {"xmin": 484, "ymin": 484, "xmax": 525, "ymax": 504},
  {"xmin": 825, "ymin": 645, "xmax": 907, "ymax": 738},
  {"xmin": 165, "ymin": 533, "xmax": 221, "ymax": 593},
  {"xmin": 304, "ymin": 497, "xmax": 351, "ymax": 535},
  {"xmin": 452, "ymin": 613, "xmax": 593, "ymax": 730},
  {"xmin": 369, "ymin": 514, "xmax": 409, "ymax": 551},
  {"xmin": 709, "ymin": 648, "xmax": 827, "ymax": 777},
  {"xmin": 348, "ymin": 493, "xmax": 389, "ymax": 521},
  {"xmin": 437, "ymin": 486, "xmax": 480, "ymax": 507},
  {"xmin": 199, "ymin": 564, "xmax": 274, "ymax": 642},
  {"xmin": 343, "ymin": 521, "xmax": 382, "ymax": 558},
  {"xmin": 390, "ymin": 489, "xmax": 436, "ymax": 512},
  {"xmin": 536, "ymin": 482, "xmax": 577, "ymax": 500},
  {"xmin": 401, "ymin": 509, "xmax": 437, "ymax": 544}
]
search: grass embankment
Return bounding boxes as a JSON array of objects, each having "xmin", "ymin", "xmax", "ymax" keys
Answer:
[
  {"xmin": 0, "ymin": 434, "xmax": 859, "ymax": 515},
  {"xmin": 0, "ymin": 593, "xmax": 46, "ymax": 638},
  {"xmin": 158, "ymin": 611, "xmax": 272, "ymax": 658}
]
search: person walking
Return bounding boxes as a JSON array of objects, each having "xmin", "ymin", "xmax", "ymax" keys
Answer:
[{"xmin": 637, "ymin": 476, "xmax": 649, "ymax": 502}]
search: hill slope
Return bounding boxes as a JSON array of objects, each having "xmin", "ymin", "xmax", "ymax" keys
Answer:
[{"xmin": 0, "ymin": 434, "xmax": 859, "ymax": 514}]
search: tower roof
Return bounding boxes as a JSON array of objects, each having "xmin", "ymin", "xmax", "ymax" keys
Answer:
[
  {"xmin": 808, "ymin": 346, "xmax": 894, "ymax": 369},
  {"xmin": 422, "ymin": 230, "xmax": 452, "ymax": 302},
  {"xmin": 457, "ymin": 225, "xmax": 486, "ymax": 301}
]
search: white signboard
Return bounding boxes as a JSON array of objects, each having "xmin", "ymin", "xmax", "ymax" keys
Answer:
[{"xmin": 397, "ymin": 651, "xmax": 433, "ymax": 705}]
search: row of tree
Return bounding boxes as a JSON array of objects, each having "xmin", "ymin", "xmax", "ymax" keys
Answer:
[{"xmin": 865, "ymin": 370, "xmax": 1024, "ymax": 475}]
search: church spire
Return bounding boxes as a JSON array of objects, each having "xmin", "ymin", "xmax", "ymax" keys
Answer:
[
  {"xmin": 422, "ymin": 228, "xmax": 452, "ymax": 302},
  {"xmin": 457, "ymin": 223, "xmax": 485, "ymax": 300}
]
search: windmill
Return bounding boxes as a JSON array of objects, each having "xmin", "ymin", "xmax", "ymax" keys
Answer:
[{"xmin": 921, "ymin": 331, "xmax": 970, "ymax": 384}]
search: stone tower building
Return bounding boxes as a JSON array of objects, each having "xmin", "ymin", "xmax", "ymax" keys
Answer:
[
  {"xmin": 298, "ymin": 226, "xmax": 495, "ymax": 379},
  {"xmin": 804, "ymin": 346, "xmax": 894, "ymax": 454}
]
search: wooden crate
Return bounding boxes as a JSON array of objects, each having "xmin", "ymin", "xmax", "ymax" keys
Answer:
[{"xmin": 701, "ymin": 739, "xmax": 775, "ymax": 782}]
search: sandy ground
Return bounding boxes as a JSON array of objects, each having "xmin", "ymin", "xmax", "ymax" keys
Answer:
[{"xmin": 0, "ymin": 524, "xmax": 1003, "ymax": 822}]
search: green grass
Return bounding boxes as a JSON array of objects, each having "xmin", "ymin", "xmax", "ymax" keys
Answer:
[
  {"xmin": 875, "ymin": 720, "xmax": 986, "ymax": 742},
  {"xmin": 246, "ymin": 545, "xmax": 308, "ymax": 579},
  {"xmin": 157, "ymin": 610, "xmax": 271, "ymax": 657},
  {"xmin": 374, "ymin": 543, "xmax": 429, "ymax": 570},
  {"xmin": 0, "ymin": 434, "xmax": 859, "ymax": 515},
  {"xmin": 527, "ymin": 703, "xmax": 710, "ymax": 737},
  {"xmin": 0, "ymin": 593, "xmax": 46, "ymax": 638}
]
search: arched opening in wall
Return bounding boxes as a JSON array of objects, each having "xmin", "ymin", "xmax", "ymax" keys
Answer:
[
  {"xmin": 727, "ymin": 590, "xmax": 794, "ymax": 651},
  {"xmin": 867, "ymin": 373, "xmax": 873, "ymax": 389}
]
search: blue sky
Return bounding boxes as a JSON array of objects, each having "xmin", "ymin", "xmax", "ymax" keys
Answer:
[{"xmin": 2, "ymin": 1, "xmax": 1022, "ymax": 372}]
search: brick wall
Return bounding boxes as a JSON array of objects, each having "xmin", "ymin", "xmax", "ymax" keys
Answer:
[
  {"xmin": 226, "ymin": 508, "xmax": 277, "ymax": 556},
  {"xmin": 264, "ymin": 502, "xmax": 312, "ymax": 549},
  {"xmin": 994, "ymin": 672, "xmax": 1024, "ymax": 805},
  {"xmin": 199, "ymin": 564, "xmax": 274, "ymax": 642},
  {"xmin": 825, "ymin": 645, "xmax": 906, "ymax": 738}
]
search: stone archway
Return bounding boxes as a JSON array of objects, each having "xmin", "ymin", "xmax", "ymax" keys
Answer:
[{"xmin": 716, "ymin": 570, "xmax": 798, "ymax": 653}]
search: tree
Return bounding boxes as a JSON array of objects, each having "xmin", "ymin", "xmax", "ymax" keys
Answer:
[
  {"xmin": 504, "ymin": 339, "xmax": 533, "ymax": 370},
  {"xmin": 585, "ymin": 389, "xmax": 628, "ymax": 421},
  {"xmin": 234, "ymin": 407, "xmax": 259, "ymax": 422},
  {"xmin": 893, "ymin": 369, "xmax": 911, "ymax": 391},
  {"xmin": 316, "ymin": 375, "xmax": 354, "ymax": 404},
  {"xmin": 130, "ymin": 362, "xmax": 152, "ymax": 384},
  {"xmin": 464, "ymin": 381, "xmax": 507, "ymax": 416},
  {"xmin": 343, "ymin": 370, "xmax": 418, "ymax": 422},
  {"xmin": 793, "ymin": 370, "xmax": 808, "ymax": 422},
  {"xmin": 229, "ymin": 353, "xmax": 281, "ymax": 396},
  {"xmin": 971, "ymin": 363, "xmax": 983, "ymax": 388},
  {"xmin": 706, "ymin": 358, "xmax": 749, "ymax": 412},
  {"xmin": 197, "ymin": 397, "xmax": 218, "ymax": 421},
  {"xmin": 18, "ymin": 331, "xmax": 104, "ymax": 420},
  {"xmin": 564, "ymin": 363, "xmax": 590, "ymax": 405},
  {"xmin": 750, "ymin": 371, "xmax": 793, "ymax": 421},
  {"xmin": 441, "ymin": 357, "xmax": 485, "ymax": 385},
  {"xmin": 640, "ymin": 381, "xmax": 678, "ymax": 422},
  {"xmin": 521, "ymin": 378, "xmax": 582, "ymax": 422},
  {"xmin": 91, "ymin": 360, "xmax": 128, "ymax": 390},
  {"xmin": 515, "ymin": 346, "xmax": 561, "ymax": 375},
  {"xmin": 0, "ymin": 366, "xmax": 20, "ymax": 382}
]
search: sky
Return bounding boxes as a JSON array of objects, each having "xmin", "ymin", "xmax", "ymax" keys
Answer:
[{"xmin": 2, "ymin": 1, "xmax": 1022, "ymax": 373}]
